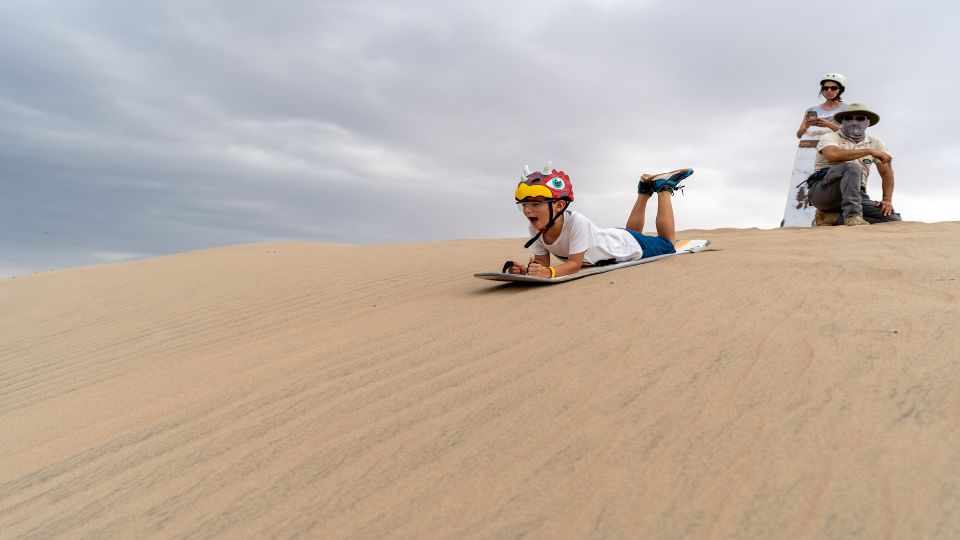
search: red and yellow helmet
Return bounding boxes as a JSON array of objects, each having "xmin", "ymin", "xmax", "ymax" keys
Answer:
[{"xmin": 514, "ymin": 164, "xmax": 574, "ymax": 202}]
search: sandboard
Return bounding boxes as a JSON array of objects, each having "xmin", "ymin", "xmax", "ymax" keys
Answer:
[
  {"xmin": 474, "ymin": 239, "xmax": 710, "ymax": 284},
  {"xmin": 782, "ymin": 140, "xmax": 818, "ymax": 227}
]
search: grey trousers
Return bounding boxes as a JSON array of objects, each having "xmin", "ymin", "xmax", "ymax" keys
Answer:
[{"xmin": 808, "ymin": 162, "xmax": 902, "ymax": 223}]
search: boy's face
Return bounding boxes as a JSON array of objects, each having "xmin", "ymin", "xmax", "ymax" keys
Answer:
[{"xmin": 519, "ymin": 199, "xmax": 565, "ymax": 230}]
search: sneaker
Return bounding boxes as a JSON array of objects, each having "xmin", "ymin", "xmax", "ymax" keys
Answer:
[
  {"xmin": 844, "ymin": 214, "xmax": 871, "ymax": 226},
  {"xmin": 814, "ymin": 210, "xmax": 841, "ymax": 226},
  {"xmin": 641, "ymin": 168, "xmax": 694, "ymax": 195},
  {"xmin": 637, "ymin": 179, "xmax": 656, "ymax": 195}
]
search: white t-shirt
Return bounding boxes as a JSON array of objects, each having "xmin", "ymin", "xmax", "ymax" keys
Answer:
[
  {"xmin": 528, "ymin": 211, "xmax": 643, "ymax": 264},
  {"xmin": 801, "ymin": 103, "xmax": 849, "ymax": 141}
]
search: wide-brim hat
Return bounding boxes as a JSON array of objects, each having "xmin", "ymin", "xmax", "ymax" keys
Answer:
[{"xmin": 834, "ymin": 103, "xmax": 880, "ymax": 126}]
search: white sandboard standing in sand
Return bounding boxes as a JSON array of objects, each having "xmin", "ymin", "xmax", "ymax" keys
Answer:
[
  {"xmin": 782, "ymin": 140, "xmax": 818, "ymax": 227},
  {"xmin": 474, "ymin": 239, "xmax": 710, "ymax": 284}
]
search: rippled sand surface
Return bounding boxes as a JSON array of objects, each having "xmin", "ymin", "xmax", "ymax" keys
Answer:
[{"xmin": 2, "ymin": 222, "xmax": 959, "ymax": 538}]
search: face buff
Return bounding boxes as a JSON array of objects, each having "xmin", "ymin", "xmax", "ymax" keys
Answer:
[{"xmin": 840, "ymin": 117, "xmax": 869, "ymax": 142}]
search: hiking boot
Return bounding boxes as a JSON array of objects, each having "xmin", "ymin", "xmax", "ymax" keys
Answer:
[
  {"xmin": 814, "ymin": 210, "xmax": 841, "ymax": 226},
  {"xmin": 641, "ymin": 168, "xmax": 694, "ymax": 195},
  {"xmin": 844, "ymin": 214, "xmax": 871, "ymax": 226}
]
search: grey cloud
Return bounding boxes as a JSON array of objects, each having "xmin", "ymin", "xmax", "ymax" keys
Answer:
[{"xmin": 2, "ymin": 0, "xmax": 959, "ymax": 278}]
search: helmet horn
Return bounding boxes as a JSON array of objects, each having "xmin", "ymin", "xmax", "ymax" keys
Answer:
[
  {"xmin": 541, "ymin": 161, "xmax": 553, "ymax": 174},
  {"xmin": 522, "ymin": 165, "xmax": 532, "ymax": 177}
]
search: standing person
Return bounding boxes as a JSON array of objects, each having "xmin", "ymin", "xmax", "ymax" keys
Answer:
[
  {"xmin": 782, "ymin": 73, "xmax": 850, "ymax": 227},
  {"xmin": 795, "ymin": 73, "xmax": 848, "ymax": 140},
  {"xmin": 805, "ymin": 103, "xmax": 901, "ymax": 226}
]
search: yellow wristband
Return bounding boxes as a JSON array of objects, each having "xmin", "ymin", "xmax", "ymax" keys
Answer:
[{"xmin": 548, "ymin": 266, "xmax": 556, "ymax": 278}]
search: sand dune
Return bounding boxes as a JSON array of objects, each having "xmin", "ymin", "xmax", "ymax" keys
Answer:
[{"xmin": 2, "ymin": 222, "xmax": 960, "ymax": 538}]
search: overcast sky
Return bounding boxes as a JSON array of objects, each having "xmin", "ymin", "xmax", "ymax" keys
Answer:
[{"xmin": 2, "ymin": 0, "xmax": 958, "ymax": 278}]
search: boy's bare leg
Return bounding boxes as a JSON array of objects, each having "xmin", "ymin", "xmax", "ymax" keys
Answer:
[
  {"xmin": 655, "ymin": 191, "xmax": 676, "ymax": 243},
  {"xmin": 626, "ymin": 193, "xmax": 652, "ymax": 232}
]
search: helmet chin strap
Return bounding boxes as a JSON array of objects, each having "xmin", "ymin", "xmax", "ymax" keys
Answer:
[{"xmin": 523, "ymin": 201, "xmax": 567, "ymax": 248}]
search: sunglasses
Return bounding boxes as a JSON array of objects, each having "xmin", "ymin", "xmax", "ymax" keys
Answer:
[
  {"xmin": 516, "ymin": 200, "xmax": 549, "ymax": 209},
  {"xmin": 842, "ymin": 115, "xmax": 869, "ymax": 122},
  {"xmin": 821, "ymin": 85, "xmax": 840, "ymax": 91}
]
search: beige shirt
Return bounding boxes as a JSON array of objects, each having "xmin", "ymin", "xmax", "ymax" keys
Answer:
[{"xmin": 815, "ymin": 131, "xmax": 888, "ymax": 189}]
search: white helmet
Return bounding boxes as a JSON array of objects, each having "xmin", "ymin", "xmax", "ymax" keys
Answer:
[{"xmin": 820, "ymin": 73, "xmax": 847, "ymax": 87}]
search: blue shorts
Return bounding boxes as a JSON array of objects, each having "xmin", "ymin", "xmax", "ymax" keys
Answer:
[{"xmin": 622, "ymin": 229, "xmax": 676, "ymax": 258}]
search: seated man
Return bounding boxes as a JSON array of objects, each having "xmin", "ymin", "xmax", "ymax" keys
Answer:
[{"xmin": 806, "ymin": 103, "xmax": 902, "ymax": 226}]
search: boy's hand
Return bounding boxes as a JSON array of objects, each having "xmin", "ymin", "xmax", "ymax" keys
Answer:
[
  {"xmin": 526, "ymin": 258, "xmax": 552, "ymax": 278},
  {"xmin": 507, "ymin": 261, "xmax": 527, "ymax": 274}
]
